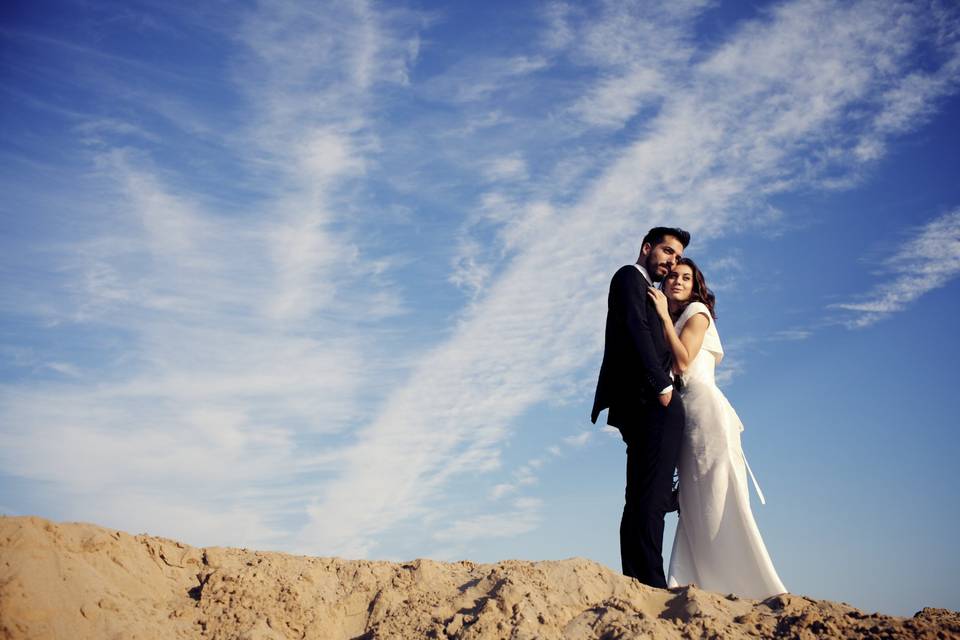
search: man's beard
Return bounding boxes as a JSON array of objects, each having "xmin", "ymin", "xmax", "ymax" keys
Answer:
[{"xmin": 645, "ymin": 255, "xmax": 666, "ymax": 282}]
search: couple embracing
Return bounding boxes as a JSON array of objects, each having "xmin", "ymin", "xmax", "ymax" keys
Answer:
[{"xmin": 591, "ymin": 226, "xmax": 786, "ymax": 599}]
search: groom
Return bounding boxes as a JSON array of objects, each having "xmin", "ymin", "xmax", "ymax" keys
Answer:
[{"xmin": 591, "ymin": 226, "xmax": 689, "ymax": 588}]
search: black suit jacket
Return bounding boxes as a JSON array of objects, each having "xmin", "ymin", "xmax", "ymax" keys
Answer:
[{"xmin": 591, "ymin": 264, "xmax": 674, "ymax": 426}]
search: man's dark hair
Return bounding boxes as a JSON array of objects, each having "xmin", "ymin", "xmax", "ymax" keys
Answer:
[{"xmin": 641, "ymin": 226, "xmax": 690, "ymax": 249}]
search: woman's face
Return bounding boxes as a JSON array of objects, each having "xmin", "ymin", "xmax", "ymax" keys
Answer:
[{"xmin": 664, "ymin": 264, "xmax": 694, "ymax": 302}]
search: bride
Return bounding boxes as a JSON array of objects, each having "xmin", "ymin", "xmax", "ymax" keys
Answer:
[{"xmin": 647, "ymin": 257, "xmax": 786, "ymax": 599}]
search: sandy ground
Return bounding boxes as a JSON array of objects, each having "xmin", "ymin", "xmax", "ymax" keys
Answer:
[{"xmin": 1, "ymin": 515, "xmax": 957, "ymax": 639}]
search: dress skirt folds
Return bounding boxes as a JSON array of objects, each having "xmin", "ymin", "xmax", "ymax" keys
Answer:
[{"xmin": 666, "ymin": 302, "xmax": 786, "ymax": 600}]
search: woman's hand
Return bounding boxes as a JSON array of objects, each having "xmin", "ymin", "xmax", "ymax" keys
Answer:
[{"xmin": 647, "ymin": 286, "xmax": 670, "ymax": 321}]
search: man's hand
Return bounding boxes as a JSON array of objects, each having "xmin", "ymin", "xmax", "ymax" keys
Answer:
[{"xmin": 659, "ymin": 390, "xmax": 672, "ymax": 407}]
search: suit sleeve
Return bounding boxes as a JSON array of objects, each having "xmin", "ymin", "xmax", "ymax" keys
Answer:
[{"xmin": 616, "ymin": 268, "xmax": 673, "ymax": 397}]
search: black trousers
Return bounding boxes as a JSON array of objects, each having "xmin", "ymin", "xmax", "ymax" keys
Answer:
[{"xmin": 616, "ymin": 394, "xmax": 685, "ymax": 588}]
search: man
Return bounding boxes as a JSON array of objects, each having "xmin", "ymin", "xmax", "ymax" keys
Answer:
[{"xmin": 591, "ymin": 226, "xmax": 690, "ymax": 588}]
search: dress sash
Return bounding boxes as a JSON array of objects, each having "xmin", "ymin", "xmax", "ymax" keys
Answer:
[{"xmin": 742, "ymin": 451, "xmax": 766, "ymax": 505}]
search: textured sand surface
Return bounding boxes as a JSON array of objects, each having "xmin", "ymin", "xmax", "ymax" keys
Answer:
[{"xmin": 1, "ymin": 515, "xmax": 957, "ymax": 639}]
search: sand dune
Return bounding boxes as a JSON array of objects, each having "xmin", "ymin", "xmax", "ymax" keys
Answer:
[{"xmin": 1, "ymin": 515, "xmax": 956, "ymax": 639}]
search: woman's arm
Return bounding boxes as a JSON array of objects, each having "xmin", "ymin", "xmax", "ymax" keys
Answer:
[{"xmin": 647, "ymin": 290, "xmax": 709, "ymax": 374}]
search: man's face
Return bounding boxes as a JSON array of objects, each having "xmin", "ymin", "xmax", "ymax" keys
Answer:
[{"xmin": 642, "ymin": 235, "xmax": 684, "ymax": 282}]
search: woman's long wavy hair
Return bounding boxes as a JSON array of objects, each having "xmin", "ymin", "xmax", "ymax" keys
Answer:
[{"xmin": 671, "ymin": 257, "xmax": 717, "ymax": 319}]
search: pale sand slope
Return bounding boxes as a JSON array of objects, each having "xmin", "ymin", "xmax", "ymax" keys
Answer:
[{"xmin": 1, "ymin": 516, "xmax": 957, "ymax": 640}]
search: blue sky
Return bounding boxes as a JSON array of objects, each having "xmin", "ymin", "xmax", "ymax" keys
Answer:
[{"xmin": 2, "ymin": 0, "xmax": 959, "ymax": 617}]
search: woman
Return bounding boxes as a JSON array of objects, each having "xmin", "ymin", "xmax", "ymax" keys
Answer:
[{"xmin": 647, "ymin": 257, "xmax": 786, "ymax": 599}]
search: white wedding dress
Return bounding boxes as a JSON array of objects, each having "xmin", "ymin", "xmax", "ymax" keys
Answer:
[{"xmin": 667, "ymin": 302, "xmax": 786, "ymax": 599}]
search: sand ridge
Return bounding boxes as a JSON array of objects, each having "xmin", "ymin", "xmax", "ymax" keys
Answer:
[{"xmin": 1, "ymin": 515, "xmax": 957, "ymax": 639}]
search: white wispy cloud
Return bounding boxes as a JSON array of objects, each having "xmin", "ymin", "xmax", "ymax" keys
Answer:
[
  {"xmin": 571, "ymin": 66, "xmax": 667, "ymax": 128},
  {"xmin": 566, "ymin": 1, "xmax": 709, "ymax": 129},
  {"xmin": 771, "ymin": 329, "xmax": 813, "ymax": 341},
  {"xmin": 490, "ymin": 483, "xmax": 517, "ymax": 500},
  {"xmin": 563, "ymin": 431, "xmax": 592, "ymax": 447},
  {"xmin": 833, "ymin": 208, "xmax": 960, "ymax": 327},
  {"xmin": 714, "ymin": 355, "xmax": 747, "ymax": 388},
  {"xmin": 483, "ymin": 154, "xmax": 529, "ymax": 183},
  {"xmin": 483, "ymin": 429, "xmax": 596, "ymax": 504},
  {"xmin": 420, "ymin": 55, "xmax": 549, "ymax": 105},
  {"xmin": 3, "ymin": 0, "xmax": 960, "ymax": 563},
  {"xmin": 297, "ymin": 0, "xmax": 960, "ymax": 558},
  {"xmin": 0, "ymin": 0, "xmax": 423, "ymax": 549},
  {"xmin": 433, "ymin": 497, "xmax": 542, "ymax": 543}
]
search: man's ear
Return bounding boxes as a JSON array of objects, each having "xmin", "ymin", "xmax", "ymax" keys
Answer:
[{"xmin": 640, "ymin": 242, "xmax": 652, "ymax": 257}]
